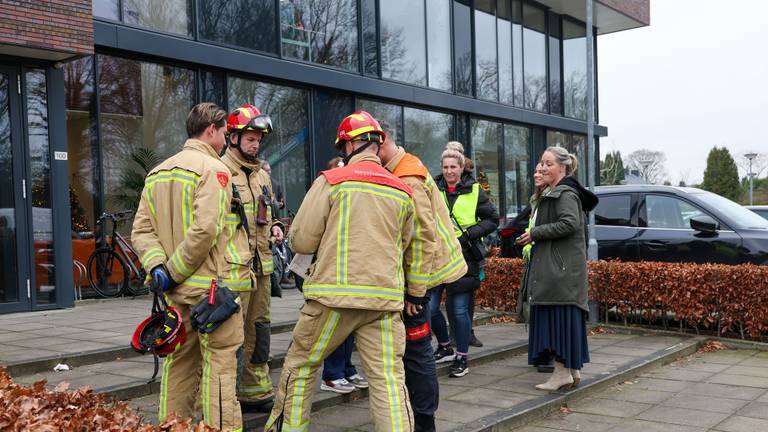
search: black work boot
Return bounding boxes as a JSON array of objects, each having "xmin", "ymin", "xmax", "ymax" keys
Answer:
[
  {"xmin": 240, "ymin": 397, "xmax": 274, "ymax": 413},
  {"xmin": 414, "ymin": 413, "xmax": 436, "ymax": 432},
  {"xmin": 469, "ymin": 330, "xmax": 483, "ymax": 347}
]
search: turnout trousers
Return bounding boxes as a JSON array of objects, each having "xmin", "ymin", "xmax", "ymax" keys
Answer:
[
  {"xmin": 238, "ymin": 274, "xmax": 274, "ymax": 403},
  {"xmin": 159, "ymin": 290, "xmax": 244, "ymax": 432},
  {"xmin": 265, "ymin": 300, "xmax": 413, "ymax": 432},
  {"xmin": 403, "ymin": 294, "xmax": 438, "ymax": 428}
]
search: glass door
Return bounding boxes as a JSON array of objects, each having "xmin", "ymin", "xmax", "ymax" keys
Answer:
[{"xmin": 0, "ymin": 65, "xmax": 30, "ymax": 313}]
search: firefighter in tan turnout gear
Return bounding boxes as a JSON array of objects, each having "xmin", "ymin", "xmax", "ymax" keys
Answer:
[
  {"xmin": 222, "ymin": 104, "xmax": 277, "ymax": 411},
  {"xmin": 131, "ymin": 103, "xmax": 250, "ymax": 432},
  {"xmin": 265, "ymin": 111, "xmax": 420, "ymax": 432}
]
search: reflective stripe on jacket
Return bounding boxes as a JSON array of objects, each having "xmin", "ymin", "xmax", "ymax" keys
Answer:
[
  {"xmin": 221, "ymin": 150, "xmax": 275, "ymax": 276},
  {"xmin": 288, "ymin": 153, "xmax": 416, "ymax": 311},
  {"xmin": 132, "ymin": 139, "xmax": 252, "ymax": 293},
  {"xmin": 386, "ymin": 148, "xmax": 466, "ymax": 290}
]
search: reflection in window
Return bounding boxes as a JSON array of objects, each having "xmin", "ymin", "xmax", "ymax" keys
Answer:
[
  {"xmin": 504, "ymin": 124, "xmax": 530, "ymax": 218},
  {"xmin": 357, "ymin": 99, "xmax": 403, "ymax": 143},
  {"xmin": 123, "ymin": 0, "xmax": 193, "ymax": 36},
  {"xmin": 454, "ymin": 0, "xmax": 473, "ymax": 96},
  {"xmin": 228, "ymin": 78, "xmax": 310, "ymax": 215},
  {"xmin": 475, "ymin": 0, "xmax": 498, "ymax": 101},
  {"xmin": 549, "ymin": 14, "xmax": 563, "ymax": 115},
  {"xmin": 381, "ymin": 0, "xmax": 426, "ymax": 85},
  {"xmin": 199, "ymin": 0, "xmax": 277, "ymax": 54},
  {"xmin": 427, "ymin": 0, "xmax": 452, "ymax": 91},
  {"xmin": 523, "ymin": 4, "xmax": 547, "ymax": 112},
  {"xmin": 595, "ymin": 195, "xmax": 632, "ymax": 226},
  {"xmin": 98, "ymin": 55, "xmax": 196, "ymax": 234},
  {"xmin": 27, "ymin": 70, "xmax": 56, "ymax": 303},
  {"xmin": 93, "ymin": 0, "xmax": 120, "ymax": 20},
  {"xmin": 471, "ymin": 119, "xmax": 502, "ymax": 208},
  {"xmin": 646, "ymin": 196, "xmax": 704, "ymax": 230},
  {"xmin": 498, "ymin": 0, "xmax": 513, "ymax": 104},
  {"xmin": 546, "ymin": 130, "xmax": 587, "ymax": 185},
  {"xmin": 512, "ymin": 0, "xmax": 524, "ymax": 106},
  {"xmin": 200, "ymin": 70, "xmax": 227, "ymax": 108},
  {"xmin": 563, "ymin": 19, "xmax": 587, "ymax": 119},
  {"xmin": 280, "ymin": 0, "xmax": 359, "ymax": 71},
  {"xmin": 361, "ymin": 0, "xmax": 378, "ymax": 76},
  {"xmin": 0, "ymin": 73, "xmax": 18, "ymax": 303},
  {"xmin": 404, "ymin": 107, "xmax": 453, "ymax": 176}
]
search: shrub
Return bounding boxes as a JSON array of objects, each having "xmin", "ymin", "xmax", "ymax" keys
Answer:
[{"xmin": 478, "ymin": 258, "xmax": 768, "ymax": 338}]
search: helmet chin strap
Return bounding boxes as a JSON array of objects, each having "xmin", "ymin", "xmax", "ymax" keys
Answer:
[{"xmin": 230, "ymin": 132, "xmax": 260, "ymax": 162}]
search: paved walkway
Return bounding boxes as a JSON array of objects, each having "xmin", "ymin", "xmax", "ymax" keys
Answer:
[
  {"xmin": 0, "ymin": 288, "xmax": 305, "ymax": 365},
  {"xmin": 515, "ymin": 348, "xmax": 768, "ymax": 432}
]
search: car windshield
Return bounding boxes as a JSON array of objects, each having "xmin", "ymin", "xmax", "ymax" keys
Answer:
[{"xmin": 693, "ymin": 192, "xmax": 768, "ymax": 230}]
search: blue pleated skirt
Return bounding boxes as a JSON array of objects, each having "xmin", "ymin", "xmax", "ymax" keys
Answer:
[{"xmin": 527, "ymin": 305, "xmax": 590, "ymax": 370}]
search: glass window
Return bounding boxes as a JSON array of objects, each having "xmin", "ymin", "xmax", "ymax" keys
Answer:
[
  {"xmin": 403, "ymin": 107, "xmax": 453, "ymax": 176},
  {"xmin": 280, "ymin": 0, "xmax": 359, "ymax": 71},
  {"xmin": 123, "ymin": 0, "xmax": 193, "ymax": 36},
  {"xmin": 546, "ymin": 130, "xmax": 586, "ymax": 185},
  {"xmin": 498, "ymin": 0, "xmax": 513, "ymax": 104},
  {"xmin": 381, "ymin": 0, "xmax": 426, "ymax": 85},
  {"xmin": 228, "ymin": 77, "xmax": 310, "ymax": 215},
  {"xmin": 93, "ymin": 0, "xmax": 120, "ymax": 20},
  {"xmin": 200, "ymin": 70, "xmax": 227, "ymax": 108},
  {"xmin": 595, "ymin": 195, "xmax": 632, "ymax": 226},
  {"xmin": 26, "ymin": 69, "xmax": 56, "ymax": 304},
  {"xmin": 427, "ymin": 0, "xmax": 452, "ymax": 91},
  {"xmin": 511, "ymin": 0, "xmax": 523, "ymax": 106},
  {"xmin": 471, "ymin": 118, "xmax": 502, "ymax": 208},
  {"xmin": 522, "ymin": 4, "xmax": 547, "ymax": 112},
  {"xmin": 361, "ymin": 0, "xmax": 379, "ymax": 76},
  {"xmin": 503, "ymin": 124, "xmax": 530, "ymax": 218},
  {"xmin": 198, "ymin": 0, "xmax": 277, "ymax": 54},
  {"xmin": 475, "ymin": 0, "xmax": 498, "ymax": 101},
  {"xmin": 549, "ymin": 13, "xmax": 562, "ymax": 115},
  {"xmin": 453, "ymin": 0, "xmax": 473, "ymax": 96},
  {"xmin": 563, "ymin": 19, "xmax": 587, "ymax": 119},
  {"xmin": 646, "ymin": 195, "xmax": 705, "ymax": 230},
  {"xmin": 357, "ymin": 99, "xmax": 403, "ymax": 143},
  {"xmin": 0, "ymin": 71, "xmax": 18, "ymax": 303},
  {"xmin": 98, "ymin": 55, "xmax": 196, "ymax": 234}
]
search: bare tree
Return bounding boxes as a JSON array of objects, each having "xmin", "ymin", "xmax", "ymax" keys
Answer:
[
  {"xmin": 624, "ymin": 149, "xmax": 668, "ymax": 185},
  {"xmin": 734, "ymin": 151, "xmax": 768, "ymax": 180}
]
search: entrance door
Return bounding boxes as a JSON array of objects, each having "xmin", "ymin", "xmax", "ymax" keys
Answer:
[{"xmin": 0, "ymin": 65, "xmax": 31, "ymax": 313}]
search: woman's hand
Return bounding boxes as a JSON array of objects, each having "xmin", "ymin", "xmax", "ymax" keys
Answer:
[{"xmin": 515, "ymin": 232, "xmax": 532, "ymax": 246}]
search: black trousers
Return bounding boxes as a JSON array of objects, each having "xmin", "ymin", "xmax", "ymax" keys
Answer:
[{"xmin": 403, "ymin": 295, "xmax": 439, "ymax": 419}]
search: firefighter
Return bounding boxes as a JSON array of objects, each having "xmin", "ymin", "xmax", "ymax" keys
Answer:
[
  {"xmin": 377, "ymin": 122, "xmax": 467, "ymax": 432},
  {"xmin": 222, "ymin": 104, "xmax": 278, "ymax": 411},
  {"xmin": 131, "ymin": 102, "xmax": 250, "ymax": 431},
  {"xmin": 265, "ymin": 111, "xmax": 421, "ymax": 432}
]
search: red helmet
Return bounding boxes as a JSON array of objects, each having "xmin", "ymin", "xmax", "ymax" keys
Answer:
[
  {"xmin": 131, "ymin": 300, "xmax": 186, "ymax": 357},
  {"xmin": 335, "ymin": 111, "xmax": 386, "ymax": 147},
  {"xmin": 227, "ymin": 104, "xmax": 273, "ymax": 135}
]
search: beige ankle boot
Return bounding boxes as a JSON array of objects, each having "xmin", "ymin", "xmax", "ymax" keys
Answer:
[
  {"xmin": 571, "ymin": 369, "xmax": 581, "ymax": 387},
  {"xmin": 535, "ymin": 361, "xmax": 574, "ymax": 391}
]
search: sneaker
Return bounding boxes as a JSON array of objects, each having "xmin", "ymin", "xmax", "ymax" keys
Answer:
[
  {"xmin": 346, "ymin": 373, "xmax": 369, "ymax": 389},
  {"xmin": 434, "ymin": 345, "xmax": 455, "ymax": 364},
  {"xmin": 320, "ymin": 378, "xmax": 355, "ymax": 394},
  {"xmin": 449, "ymin": 356, "xmax": 468, "ymax": 377},
  {"xmin": 469, "ymin": 332, "xmax": 483, "ymax": 348}
]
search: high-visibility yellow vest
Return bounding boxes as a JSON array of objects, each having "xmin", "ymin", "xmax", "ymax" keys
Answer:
[{"xmin": 444, "ymin": 183, "xmax": 480, "ymax": 238}]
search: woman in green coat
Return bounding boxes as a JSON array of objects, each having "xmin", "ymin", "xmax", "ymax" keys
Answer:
[{"xmin": 516, "ymin": 146, "xmax": 598, "ymax": 391}]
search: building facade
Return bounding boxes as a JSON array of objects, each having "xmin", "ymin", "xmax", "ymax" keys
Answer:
[{"xmin": 0, "ymin": 0, "xmax": 649, "ymax": 313}]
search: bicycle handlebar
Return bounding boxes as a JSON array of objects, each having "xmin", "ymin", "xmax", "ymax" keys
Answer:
[{"xmin": 96, "ymin": 210, "xmax": 135, "ymax": 224}]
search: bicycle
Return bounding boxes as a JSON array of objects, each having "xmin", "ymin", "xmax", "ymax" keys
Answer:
[{"xmin": 87, "ymin": 210, "xmax": 149, "ymax": 298}]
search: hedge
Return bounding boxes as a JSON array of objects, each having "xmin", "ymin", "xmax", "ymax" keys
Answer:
[{"xmin": 477, "ymin": 257, "xmax": 768, "ymax": 339}]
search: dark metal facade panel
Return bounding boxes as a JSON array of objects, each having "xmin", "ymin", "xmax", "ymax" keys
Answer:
[{"xmin": 94, "ymin": 20, "xmax": 607, "ymax": 137}]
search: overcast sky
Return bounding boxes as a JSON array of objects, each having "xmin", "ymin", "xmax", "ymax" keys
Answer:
[{"xmin": 598, "ymin": 0, "xmax": 768, "ymax": 185}]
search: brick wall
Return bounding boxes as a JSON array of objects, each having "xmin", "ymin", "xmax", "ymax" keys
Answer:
[
  {"xmin": 598, "ymin": 0, "xmax": 650, "ymax": 26},
  {"xmin": 0, "ymin": 0, "xmax": 93, "ymax": 57}
]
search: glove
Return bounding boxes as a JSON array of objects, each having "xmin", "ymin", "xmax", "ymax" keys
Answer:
[
  {"xmin": 190, "ymin": 287, "xmax": 241, "ymax": 334},
  {"xmin": 151, "ymin": 265, "xmax": 173, "ymax": 292}
]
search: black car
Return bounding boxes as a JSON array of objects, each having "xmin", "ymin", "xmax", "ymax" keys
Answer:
[{"xmin": 500, "ymin": 185, "xmax": 768, "ymax": 265}]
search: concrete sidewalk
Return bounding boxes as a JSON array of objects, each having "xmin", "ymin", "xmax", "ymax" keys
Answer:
[
  {"xmin": 0, "ymin": 288, "xmax": 306, "ymax": 366},
  {"xmin": 515, "ymin": 348, "xmax": 768, "ymax": 432}
]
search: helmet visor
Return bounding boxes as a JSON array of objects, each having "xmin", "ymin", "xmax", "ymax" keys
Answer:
[{"xmin": 246, "ymin": 114, "xmax": 273, "ymax": 134}]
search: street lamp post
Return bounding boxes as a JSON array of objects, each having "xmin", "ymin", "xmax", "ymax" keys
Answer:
[{"xmin": 746, "ymin": 153, "xmax": 757, "ymax": 206}]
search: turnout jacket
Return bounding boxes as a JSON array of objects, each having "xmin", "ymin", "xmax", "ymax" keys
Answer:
[
  {"xmin": 288, "ymin": 152, "xmax": 418, "ymax": 311},
  {"xmin": 384, "ymin": 147, "xmax": 466, "ymax": 292},
  {"xmin": 132, "ymin": 139, "xmax": 252, "ymax": 293},
  {"xmin": 221, "ymin": 149, "xmax": 276, "ymax": 276}
]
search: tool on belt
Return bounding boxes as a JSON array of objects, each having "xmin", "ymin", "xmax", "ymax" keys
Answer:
[
  {"xmin": 257, "ymin": 185, "xmax": 273, "ymax": 226},
  {"xmin": 231, "ymin": 183, "xmax": 250, "ymax": 237}
]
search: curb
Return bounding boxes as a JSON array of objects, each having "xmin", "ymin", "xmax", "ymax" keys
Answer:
[{"xmin": 453, "ymin": 336, "xmax": 704, "ymax": 432}]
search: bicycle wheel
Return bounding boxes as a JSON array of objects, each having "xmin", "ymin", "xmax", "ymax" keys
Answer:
[
  {"xmin": 87, "ymin": 247, "xmax": 129, "ymax": 298},
  {"xmin": 126, "ymin": 267, "xmax": 150, "ymax": 296}
]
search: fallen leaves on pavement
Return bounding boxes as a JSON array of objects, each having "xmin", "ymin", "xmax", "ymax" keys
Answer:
[{"xmin": 697, "ymin": 340, "xmax": 728, "ymax": 353}]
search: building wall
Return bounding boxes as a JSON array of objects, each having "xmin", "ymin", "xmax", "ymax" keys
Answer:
[
  {"xmin": 0, "ymin": 0, "xmax": 93, "ymax": 57},
  {"xmin": 599, "ymin": 0, "xmax": 650, "ymax": 26}
]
